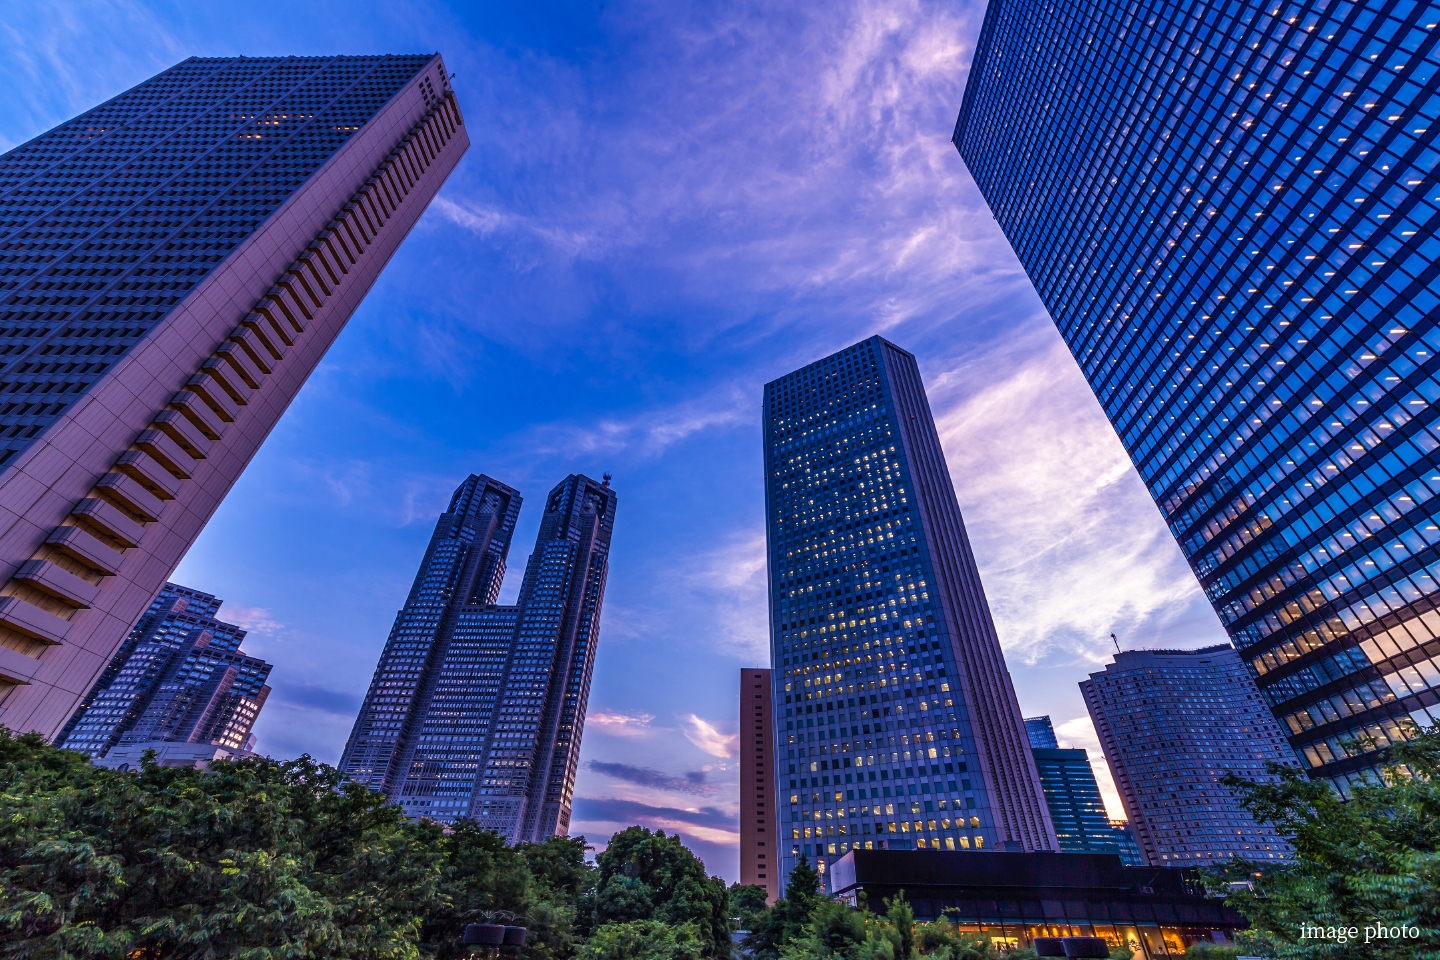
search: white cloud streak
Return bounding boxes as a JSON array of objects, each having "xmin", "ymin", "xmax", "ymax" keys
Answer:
[
  {"xmin": 588, "ymin": 711, "xmax": 656, "ymax": 737},
  {"xmin": 680, "ymin": 714, "xmax": 737, "ymax": 758},
  {"xmin": 218, "ymin": 604, "xmax": 284, "ymax": 636},
  {"xmin": 929, "ymin": 331, "xmax": 1217, "ymax": 666}
]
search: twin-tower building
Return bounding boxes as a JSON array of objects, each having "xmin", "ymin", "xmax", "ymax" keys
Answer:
[{"xmin": 338, "ymin": 473, "xmax": 616, "ymax": 843}]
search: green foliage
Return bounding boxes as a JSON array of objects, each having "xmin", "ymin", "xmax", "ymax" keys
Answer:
[
  {"xmin": 744, "ymin": 862, "xmax": 1032, "ymax": 960},
  {"xmin": 1, "ymin": 730, "xmax": 434, "ymax": 959},
  {"xmin": 785, "ymin": 856, "xmax": 821, "ymax": 902},
  {"xmin": 913, "ymin": 917, "xmax": 993, "ymax": 960},
  {"xmin": 1183, "ymin": 946, "xmax": 1246, "ymax": 960},
  {"xmin": 592, "ymin": 826, "xmax": 729, "ymax": 958},
  {"xmin": 0, "ymin": 727, "xmax": 600, "ymax": 959},
  {"xmin": 729, "ymin": 882, "xmax": 770, "ymax": 930},
  {"xmin": 575, "ymin": 919, "xmax": 703, "ymax": 960},
  {"xmin": 885, "ymin": 895, "xmax": 914, "ymax": 960},
  {"xmin": 776, "ymin": 899, "xmax": 902, "ymax": 960},
  {"xmin": 1204, "ymin": 723, "xmax": 1440, "ymax": 959},
  {"xmin": 744, "ymin": 857, "xmax": 825, "ymax": 960}
]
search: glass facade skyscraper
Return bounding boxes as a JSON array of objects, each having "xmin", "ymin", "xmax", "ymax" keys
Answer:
[
  {"xmin": 956, "ymin": 0, "xmax": 1440, "ymax": 791},
  {"xmin": 339, "ymin": 473, "xmax": 616, "ymax": 843},
  {"xmin": 1023, "ymin": 715, "xmax": 1059, "ymax": 750},
  {"xmin": 764, "ymin": 336, "xmax": 1056, "ymax": 886},
  {"xmin": 1023, "ymin": 715, "xmax": 1118, "ymax": 857},
  {"xmin": 0, "ymin": 55, "xmax": 467, "ymax": 740},
  {"xmin": 57, "ymin": 582, "xmax": 271, "ymax": 759}
]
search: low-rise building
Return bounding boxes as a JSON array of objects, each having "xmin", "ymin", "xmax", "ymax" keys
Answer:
[{"xmin": 829, "ymin": 848, "xmax": 1243, "ymax": 956}]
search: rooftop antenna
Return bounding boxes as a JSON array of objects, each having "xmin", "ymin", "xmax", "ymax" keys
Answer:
[{"xmin": 1111, "ymin": 633, "xmax": 1121, "ymax": 655}]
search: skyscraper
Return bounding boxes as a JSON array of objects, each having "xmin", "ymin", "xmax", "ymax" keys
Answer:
[
  {"xmin": 0, "ymin": 54, "xmax": 466, "ymax": 741},
  {"xmin": 1108, "ymin": 820, "xmax": 1145, "ymax": 868},
  {"xmin": 765, "ymin": 336, "xmax": 1056, "ymax": 885},
  {"xmin": 740, "ymin": 667, "xmax": 778, "ymax": 902},
  {"xmin": 1082, "ymin": 646, "xmax": 1297, "ymax": 867},
  {"xmin": 954, "ymin": 1, "xmax": 1440, "ymax": 792},
  {"xmin": 58, "ymin": 582, "xmax": 271, "ymax": 760},
  {"xmin": 1023, "ymin": 715, "xmax": 1059, "ymax": 749},
  {"xmin": 338, "ymin": 473, "xmax": 616, "ymax": 843},
  {"xmin": 1024, "ymin": 714, "xmax": 1118, "ymax": 857}
]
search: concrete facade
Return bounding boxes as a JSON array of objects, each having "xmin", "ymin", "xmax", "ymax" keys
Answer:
[
  {"xmin": 740, "ymin": 667, "xmax": 777, "ymax": 902},
  {"xmin": 0, "ymin": 55, "xmax": 468, "ymax": 738}
]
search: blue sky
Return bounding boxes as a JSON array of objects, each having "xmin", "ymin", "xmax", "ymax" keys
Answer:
[{"xmin": 2, "ymin": 0, "xmax": 1229, "ymax": 880}]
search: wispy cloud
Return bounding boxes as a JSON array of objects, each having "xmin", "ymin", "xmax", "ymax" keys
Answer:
[
  {"xmin": 570, "ymin": 796, "xmax": 737, "ymax": 846},
  {"xmin": 368, "ymin": 0, "xmax": 1003, "ymax": 375},
  {"xmin": 267, "ymin": 681, "xmax": 362, "ymax": 717},
  {"xmin": 218, "ymin": 604, "xmax": 285, "ymax": 636},
  {"xmin": 587, "ymin": 760, "xmax": 716, "ymax": 796},
  {"xmin": 521, "ymin": 389, "xmax": 750, "ymax": 461},
  {"xmin": 0, "ymin": 1, "xmax": 186, "ymax": 152},
  {"xmin": 680, "ymin": 714, "xmax": 737, "ymax": 758},
  {"xmin": 432, "ymin": 196, "xmax": 596, "ymax": 257},
  {"xmin": 588, "ymin": 711, "xmax": 656, "ymax": 736},
  {"xmin": 676, "ymin": 530, "xmax": 770, "ymax": 662},
  {"xmin": 929, "ymin": 332, "xmax": 1217, "ymax": 665}
]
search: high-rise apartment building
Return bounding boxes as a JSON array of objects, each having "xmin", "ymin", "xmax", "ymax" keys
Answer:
[
  {"xmin": 58, "ymin": 582, "xmax": 271, "ymax": 759},
  {"xmin": 955, "ymin": 1, "xmax": 1440, "ymax": 792},
  {"xmin": 740, "ymin": 667, "xmax": 777, "ymax": 902},
  {"xmin": 765, "ymin": 336, "xmax": 1057, "ymax": 885},
  {"xmin": 1082, "ymin": 646, "xmax": 1297, "ymax": 866},
  {"xmin": 338, "ymin": 473, "xmax": 615, "ymax": 843},
  {"xmin": 1024, "ymin": 714, "xmax": 1117, "ymax": 857},
  {"xmin": 0, "ymin": 54, "xmax": 467, "ymax": 740}
]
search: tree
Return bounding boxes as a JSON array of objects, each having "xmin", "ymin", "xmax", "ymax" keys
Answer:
[
  {"xmin": 787, "ymin": 855, "xmax": 822, "ymax": 902},
  {"xmin": 730, "ymin": 882, "xmax": 770, "ymax": 931},
  {"xmin": 884, "ymin": 896, "xmax": 915, "ymax": 960},
  {"xmin": 1205, "ymin": 723, "xmax": 1440, "ymax": 959},
  {"xmin": 913, "ymin": 914, "xmax": 992, "ymax": 960},
  {"xmin": 0, "ymin": 728, "xmax": 589, "ymax": 960},
  {"xmin": 743, "ymin": 857, "xmax": 826, "ymax": 960},
  {"xmin": 417, "ymin": 827, "xmax": 591, "ymax": 960},
  {"xmin": 777, "ymin": 898, "xmax": 902, "ymax": 960},
  {"xmin": 591, "ymin": 826, "xmax": 730, "ymax": 958},
  {"xmin": 0, "ymin": 730, "xmax": 437, "ymax": 959},
  {"xmin": 576, "ymin": 919, "xmax": 703, "ymax": 960}
]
